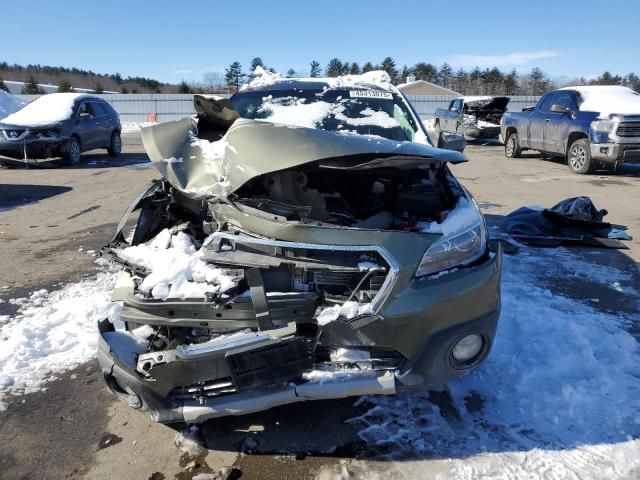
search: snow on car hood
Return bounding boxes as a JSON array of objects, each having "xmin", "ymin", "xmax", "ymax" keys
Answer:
[
  {"xmin": 140, "ymin": 117, "xmax": 467, "ymax": 199},
  {"xmin": 561, "ymin": 85, "xmax": 640, "ymax": 118},
  {"xmin": 0, "ymin": 92, "xmax": 88, "ymax": 127}
]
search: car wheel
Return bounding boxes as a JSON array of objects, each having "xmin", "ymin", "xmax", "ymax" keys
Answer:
[
  {"xmin": 108, "ymin": 131, "xmax": 122, "ymax": 157},
  {"xmin": 567, "ymin": 138, "xmax": 592, "ymax": 174},
  {"xmin": 64, "ymin": 136, "xmax": 82, "ymax": 165},
  {"xmin": 505, "ymin": 132, "xmax": 522, "ymax": 158}
]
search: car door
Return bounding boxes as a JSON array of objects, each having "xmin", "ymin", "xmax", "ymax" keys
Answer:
[
  {"xmin": 527, "ymin": 93, "xmax": 555, "ymax": 150},
  {"xmin": 447, "ymin": 99, "xmax": 463, "ymax": 132},
  {"xmin": 73, "ymin": 102, "xmax": 96, "ymax": 150},
  {"xmin": 543, "ymin": 91, "xmax": 576, "ymax": 153},
  {"xmin": 90, "ymin": 101, "xmax": 111, "ymax": 147}
]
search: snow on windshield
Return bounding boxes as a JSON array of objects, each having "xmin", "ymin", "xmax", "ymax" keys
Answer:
[
  {"xmin": 1, "ymin": 93, "xmax": 87, "ymax": 127},
  {"xmin": 255, "ymin": 95, "xmax": 401, "ymax": 132},
  {"xmin": 0, "ymin": 91, "xmax": 24, "ymax": 119},
  {"xmin": 561, "ymin": 85, "xmax": 640, "ymax": 117}
]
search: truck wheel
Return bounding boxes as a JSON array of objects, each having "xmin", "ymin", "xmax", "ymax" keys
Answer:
[
  {"xmin": 505, "ymin": 132, "xmax": 522, "ymax": 158},
  {"xmin": 433, "ymin": 121, "xmax": 443, "ymax": 147},
  {"xmin": 567, "ymin": 138, "xmax": 593, "ymax": 174}
]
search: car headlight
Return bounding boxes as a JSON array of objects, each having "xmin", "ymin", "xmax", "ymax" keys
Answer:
[
  {"xmin": 590, "ymin": 119, "xmax": 616, "ymax": 134},
  {"xmin": 415, "ymin": 205, "xmax": 487, "ymax": 277}
]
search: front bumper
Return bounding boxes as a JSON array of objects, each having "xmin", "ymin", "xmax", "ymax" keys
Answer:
[
  {"xmin": 590, "ymin": 142, "xmax": 640, "ymax": 163},
  {"xmin": 0, "ymin": 136, "xmax": 65, "ymax": 160},
  {"xmin": 98, "ymin": 245, "xmax": 501, "ymax": 423}
]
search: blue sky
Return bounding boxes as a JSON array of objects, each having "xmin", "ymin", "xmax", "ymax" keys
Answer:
[{"xmin": 3, "ymin": 0, "xmax": 639, "ymax": 84}]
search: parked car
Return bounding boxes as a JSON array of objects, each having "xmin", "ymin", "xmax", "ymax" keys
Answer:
[
  {"xmin": 434, "ymin": 96, "xmax": 510, "ymax": 142},
  {"xmin": 0, "ymin": 93, "xmax": 121, "ymax": 165},
  {"xmin": 501, "ymin": 86, "xmax": 640, "ymax": 174},
  {"xmin": 97, "ymin": 72, "xmax": 501, "ymax": 424}
]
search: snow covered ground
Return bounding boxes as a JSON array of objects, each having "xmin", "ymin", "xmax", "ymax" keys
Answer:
[
  {"xmin": 353, "ymin": 249, "xmax": 640, "ymax": 479},
  {"xmin": 0, "ymin": 245, "xmax": 637, "ymax": 478}
]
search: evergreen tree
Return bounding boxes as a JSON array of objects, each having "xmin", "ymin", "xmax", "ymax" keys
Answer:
[
  {"xmin": 94, "ymin": 82, "xmax": 104, "ymax": 94},
  {"xmin": 57, "ymin": 79, "xmax": 73, "ymax": 92},
  {"xmin": 0, "ymin": 78, "xmax": 9, "ymax": 92},
  {"xmin": 399, "ymin": 65, "xmax": 411, "ymax": 83},
  {"xmin": 380, "ymin": 57, "xmax": 398, "ymax": 83},
  {"xmin": 453, "ymin": 68, "xmax": 469, "ymax": 94},
  {"xmin": 310, "ymin": 60, "xmax": 322, "ymax": 77},
  {"xmin": 178, "ymin": 80, "xmax": 192, "ymax": 93},
  {"xmin": 590, "ymin": 71, "xmax": 622, "ymax": 86},
  {"xmin": 361, "ymin": 62, "xmax": 375, "ymax": 73},
  {"xmin": 438, "ymin": 63, "xmax": 453, "ymax": 88},
  {"xmin": 483, "ymin": 67, "xmax": 504, "ymax": 95},
  {"xmin": 120, "ymin": 86, "xmax": 129, "ymax": 94},
  {"xmin": 503, "ymin": 69, "xmax": 519, "ymax": 95},
  {"xmin": 624, "ymin": 72, "xmax": 640, "ymax": 92},
  {"xmin": 225, "ymin": 61, "xmax": 244, "ymax": 90},
  {"xmin": 528, "ymin": 67, "xmax": 550, "ymax": 95},
  {"xmin": 250, "ymin": 57, "xmax": 265, "ymax": 71},
  {"xmin": 469, "ymin": 67, "xmax": 483, "ymax": 94},
  {"xmin": 412, "ymin": 62, "xmax": 437, "ymax": 82},
  {"xmin": 350, "ymin": 62, "xmax": 361, "ymax": 75},
  {"xmin": 325, "ymin": 58, "xmax": 344, "ymax": 77},
  {"xmin": 286, "ymin": 68, "xmax": 296, "ymax": 78},
  {"xmin": 21, "ymin": 75, "xmax": 44, "ymax": 94}
]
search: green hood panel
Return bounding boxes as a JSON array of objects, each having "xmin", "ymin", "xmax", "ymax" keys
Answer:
[{"xmin": 140, "ymin": 117, "xmax": 467, "ymax": 199}]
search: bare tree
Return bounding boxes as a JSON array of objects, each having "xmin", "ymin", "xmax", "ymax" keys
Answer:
[{"xmin": 202, "ymin": 72, "xmax": 224, "ymax": 93}]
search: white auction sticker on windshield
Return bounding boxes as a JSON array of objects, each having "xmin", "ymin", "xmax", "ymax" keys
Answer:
[{"xmin": 349, "ymin": 90, "xmax": 393, "ymax": 100}]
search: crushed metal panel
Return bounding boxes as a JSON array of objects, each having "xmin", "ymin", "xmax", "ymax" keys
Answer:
[{"xmin": 140, "ymin": 118, "xmax": 467, "ymax": 199}]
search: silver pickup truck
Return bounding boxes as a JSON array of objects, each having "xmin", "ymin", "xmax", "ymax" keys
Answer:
[{"xmin": 434, "ymin": 96, "xmax": 510, "ymax": 142}]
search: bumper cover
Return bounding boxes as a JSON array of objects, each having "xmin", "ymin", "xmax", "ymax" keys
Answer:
[
  {"xmin": 590, "ymin": 142, "xmax": 640, "ymax": 163},
  {"xmin": 0, "ymin": 136, "xmax": 65, "ymax": 160}
]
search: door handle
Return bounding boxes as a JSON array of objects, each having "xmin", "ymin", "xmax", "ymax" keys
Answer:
[{"xmin": 545, "ymin": 118, "xmax": 550, "ymax": 122}]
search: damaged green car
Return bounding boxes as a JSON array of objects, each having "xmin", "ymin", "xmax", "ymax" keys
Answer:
[{"xmin": 98, "ymin": 75, "xmax": 501, "ymax": 424}]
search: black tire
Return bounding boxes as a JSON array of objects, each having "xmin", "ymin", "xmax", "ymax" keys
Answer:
[
  {"xmin": 505, "ymin": 132, "xmax": 522, "ymax": 158},
  {"xmin": 567, "ymin": 138, "xmax": 592, "ymax": 174},
  {"xmin": 433, "ymin": 120, "xmax": 443, "ymax": 147},
  {"xmin": 64, "ymin": 136, "xmax": 82, "ymax": 165},
  {"xmin": 107, "ymin": 130, "xmax": 122, "ymax": 157}
]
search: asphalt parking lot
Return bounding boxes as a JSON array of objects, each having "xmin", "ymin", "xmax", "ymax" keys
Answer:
[{"xmin": 0, "ymin": 135, "xmax": 638, "ymax": 480}]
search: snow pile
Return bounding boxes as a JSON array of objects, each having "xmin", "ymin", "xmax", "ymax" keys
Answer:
[
  {"xmin": 417, "ymin": 197, "xmax": 480, "ymax": 235},
  {"xmin": 117, "ymin": 228, "xmax": 237, "ymax": 300},
  {"xmin": 241, "ymin": 66, "xmax": 284, "ymax": 91},
  {"xmin": 325, "ymin": 70, "xmax": 393, "ymax": 91},
  {"xmin": 462, "ymin": 95, "xmax": 493, "ymax": 104},
  {"xmin": 0, "ymin": 90, "xmax": 24, "ymax": 119},
  {"xmin": 121, "ymin": 121, "xmax": 154, "ymax": 132},
  {"xmin": 561, "ymin": 85, "xmax": 640, "ymax": 117},
  {"xmin": 242, "ymin": 66, "xmax": 393, "ymax": 92},
  {"xmin": 353, "ymin": 249, "xmax": 640, "ymax": 478},
  {"xmin": 477, "ymin": 120, "xmax": 500, "ymax": 128},
  {"xmin": 1, "ymin": 93, "xmax": 88, "ymax": 127},
  {"xmin": 317, "ymin": 301, "xmax": 373, "ymax": 326},
  {"xmin": 0, "ymin": 272, "xmax": 120, "ymax": 410}
]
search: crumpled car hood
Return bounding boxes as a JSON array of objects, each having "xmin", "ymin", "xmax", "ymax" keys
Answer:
[{"xmin": 140, "ymin": 117, "xmax": 467, "ymax": 199}]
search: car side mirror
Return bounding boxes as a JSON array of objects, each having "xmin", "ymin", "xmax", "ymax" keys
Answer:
[
  {"xmin": 78, "ymin": 112, "xmax": 90, "ymax": 120},
  {"xmin": 450, "ymin": 107, "xmax": 458, "ymax": 112},
  {"xmin": 551, "ymin": 104, "xmax": 570, "ymax": 114}
]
